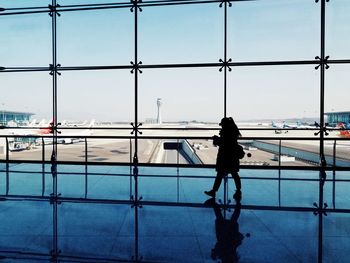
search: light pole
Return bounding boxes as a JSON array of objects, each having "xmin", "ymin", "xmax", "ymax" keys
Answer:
[
  {"xmin": 1, "ymin": 103, "xmax": 4, "ymax": 126},
  {"xmin": 156, "ymin": 98, "xmax": 162, "ymax": 124}
]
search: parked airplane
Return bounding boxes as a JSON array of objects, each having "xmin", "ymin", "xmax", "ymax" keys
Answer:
[
  {"xmin": 3, "ymin": 119, "xmax": 53, "ymax": 136},
  {"xmin": 56, "ymin": 119, "xmax": 95, "ymax": 144},
  {"xmin": 272, "ymin": 120, "xmax": 320, "ymax": 130},
  {"xmin": 4, "ymin": 119, "xmax": 95, "ymax": 145},
  {"xmin": 271, "ymin": 121, "xmax": 289, "ymax": 134},
  {"xmin": 338, "ymin": 122, "xmax": 350, "ymax": 138}
]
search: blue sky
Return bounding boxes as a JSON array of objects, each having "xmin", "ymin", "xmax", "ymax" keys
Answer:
[{"xmin": 0, "ymin": 0, "xmax": 349, "ymax": 122}]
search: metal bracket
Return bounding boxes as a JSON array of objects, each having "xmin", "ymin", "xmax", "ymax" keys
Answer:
[
  {"xmin": 313, "ymin": 202, "xmax": 328, "ymax": 216},
  {"xmin": 130, "ymin": 195, "xmax": 143, "ymax": 208},
  {"xmin": 130, "ymin": 122, "xmax": 142, "ymax": 135},
  {"xmin": 314, "ymin": 56, "xmax": 330, "ymax": 70},
  {"xmin": 48, "ymin": 4, "xmax": 61, "ymax": 17},
  {"xmin": 219, "ymin": 58, "xmax": 232, "ymax": 72},
  {"xmin": 49, "ymin": 193, "xmax": 62, "ymax": 205},
  {"xmin": 50, "ymin": 249, "xmax": 62, "ymax": 260},
  {"xmin": 130, "ymin": 61, "xmax": 143, "ymax": 74},
  {"xmin": 218, "ymin": 198, "xmax": 232, "ymax": 212},
  {"xmin": 49, "ymin": 64, "xmax": 62, "ymax": 76},
  {"xmin": 219, "ymin": 0, "xmax": 232, "ymax": 8},
  {"xmin": 315, "ymin": 0, "xmax": 330, "ymax": 3},
  {"xmin": 48, "ymin": 121, "xmax": 62, "ymax": 136},
  {"xmin": 130, "ymin": 0, "xmax": 142, "ymax": 12},
  {"xmin": 314, "ymin": 127, "xmax": 329, "ymax": 136}
]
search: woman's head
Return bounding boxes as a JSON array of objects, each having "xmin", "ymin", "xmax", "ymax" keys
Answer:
[{"xmin": 219, "ymin": 117, "xmax": 241, "ymax": 137}]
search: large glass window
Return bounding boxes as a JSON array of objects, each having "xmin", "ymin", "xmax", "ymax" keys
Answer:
[{"xmin": 0, "ymin": 1, "xmax": 350, "ymax": 262}]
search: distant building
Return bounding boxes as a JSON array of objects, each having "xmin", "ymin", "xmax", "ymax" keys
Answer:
[
  {"xmin": 325, "ymin": 111, "xmax": 350, "ymax": 124},
  {"xmin": 0, "ymin": 110, "xmax": 34, "ymax": 126}
]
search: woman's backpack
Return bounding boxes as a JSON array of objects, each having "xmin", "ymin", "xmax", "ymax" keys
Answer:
[{"xmin": 235, "ymin": 144, "xmax": 245, "ymax": 159}]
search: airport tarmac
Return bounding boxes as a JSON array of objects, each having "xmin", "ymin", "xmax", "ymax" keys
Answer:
[{"xmin": 2, "ymin": 123, "xmax": 347, "ymax": 166}]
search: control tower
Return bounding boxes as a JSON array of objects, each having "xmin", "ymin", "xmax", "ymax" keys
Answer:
[{"xmin": 156, "ymin": 98, "xmax": 162, "ymax": 124}]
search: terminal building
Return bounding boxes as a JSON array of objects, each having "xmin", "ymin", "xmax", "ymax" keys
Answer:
[
  {"xmin": 325, "ymin": 111, "xmax": 350, "ymax": 125},
  {"xmin": 0, "ymin": 110, "xmax": 34, "ymax": 126}
]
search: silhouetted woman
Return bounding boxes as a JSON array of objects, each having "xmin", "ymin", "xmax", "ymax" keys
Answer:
[{"xmin": 205, "ymin": 117, "xmax": 243, "ymax": 200}]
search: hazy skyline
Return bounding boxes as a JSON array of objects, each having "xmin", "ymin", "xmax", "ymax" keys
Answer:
[{"xmin": 0, "ymin": 0, "xmax": 349, "ymax": 122}]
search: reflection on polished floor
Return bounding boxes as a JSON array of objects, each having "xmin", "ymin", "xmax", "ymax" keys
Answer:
[{"xmin": 0, "ymin": 164, "xmax": 349, "ymax": 262}]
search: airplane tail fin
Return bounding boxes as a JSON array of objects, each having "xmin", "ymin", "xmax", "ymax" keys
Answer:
[
  {"xmin": 338, "ymin": 122, "xmax": 346, "ymax": 129},
  {"xmin": 29, "ymin": 119, "xmax": 37, "ymax": 127},
  {"xmin": 88, "ymin": 119, "xmax": 95, "ymax": 128},
  {"xmin": 38, "ymin": 119, "xmax": 46, "ymax": 127}
]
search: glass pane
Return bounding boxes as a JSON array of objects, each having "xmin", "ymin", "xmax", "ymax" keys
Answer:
[
  {"xmin": 56, "ymin": 164, "xmax": 131, "ymax": 200},
  {"xmin": 324, "ymin": 213, "xmax": 350, "ymax": 263},
  {"xmin": 139, "ymin": 206, "xmax": 317, "ymax": 262},
  {"xmin": 0, "ymin": 200, "xmax": 52, "ymax": 255},
  {"xmin": 139, "ymin": 68, "xmax": 223, "ymax": 130},
  {"xmin": 0, "ymin": 14, "xmax": 51, "ymax": 67},
  {"xmin": 0, "ymin": 1, "xmax": 49, "ymax": 8},
  {"xmin": 280, "ymin": 170, "xmax": 319, "ymax": 208},
  {"xmin": 87, "ymin": 165, "xmax": 131, "ymax": 200},
  {"xmin": 86, "ymin": 138, "xmax": 132, "ymax": 163},
  {"xmin": 60, "ymin": 0, "xmax": 128, "ymax": 5},
  {"xmin": 239, "ymin": 210, "xmax": 317, "ymax": 262},
  {"xmin": 324, "ymin": 171, "xmax": 350, "ymax": 210},
  {"xmin": 325, "ymin": 65, "xmax": 350, "ymax": 128},
  {"xmin": 139, "ymin": 206, "xmax": 205, "ymax": 262},
  {"xmin": 59, "ymin": 202, "xmax": 134, "ymax": 261},
  {"xmin": 249, "ymin": 139, "xmax": 321, "ymax": 168},
  {"xmin": 58, "ymin": 8, "xmax": 133, "ymax": 66},
  {"xmin": 139, "ymin": 3, "xmax": 223, "ymax": 64},
  {"xmin": 57, "ymin": 70, "xmax": 133, "ymax": 123},
  {"xmin": 229, "ymin": 0, "xmax": 319, "ymax": 61},
  {"xmin": 228, "ymin": 66, "xmax": 320, "ymax": 138},
  {"xmin": 327, "ymin": 0, "xmax": 350, "ymax": 59},
  {"xmin": 5, "ymin": 169, "xmax": 51, "ymax": 196},
  {"xmin": 0, "ymin": 72, "xmax": 52, "ymax": 161}
]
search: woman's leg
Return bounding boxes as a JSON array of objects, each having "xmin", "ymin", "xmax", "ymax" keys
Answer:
[
  {"xmin": 213, "ymin": 172, "xmax": 226, "ymax": 192},
  {"xmin": 231, "ymin": 172, "xmax": 241, "ymax": 191}
]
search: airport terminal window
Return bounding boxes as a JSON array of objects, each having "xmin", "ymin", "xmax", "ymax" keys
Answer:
[
  {"xmin": 0, "ymin": 1, "xmax": 350, "ymax": 262},
  {"xmin": 57, "ymin": 70, "xmax": 134, "ymax": 122},
  {"xmin": 227, "ymin": 65, "xmax": 320, "ymax": 123},
  {"xmin": 139, "ymin": 3, "xmax": 223, "ymax": 64},
  {"xmin": 228, "ymin": 0, "xmax": 319, "ymax": 62},
  {"xmin": 139, "ymin": 68, "xmax": 223, "ymax": 123}
]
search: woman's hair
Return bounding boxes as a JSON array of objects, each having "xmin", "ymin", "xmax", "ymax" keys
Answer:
[{"xmin": 220, "ymin": 117, "xmax": 241, "ymax": 138}]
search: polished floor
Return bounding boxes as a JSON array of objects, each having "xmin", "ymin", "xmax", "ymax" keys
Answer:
[{"xmin": 0, "ymin": 163, "xmax": 349, "ymax": 262}]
